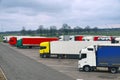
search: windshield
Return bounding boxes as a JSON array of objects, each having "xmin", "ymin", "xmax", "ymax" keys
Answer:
[
  {"xmin": 40, "ymin": 46, "xmax": 46, "ymax": 49},
  {"xmin": 79, "ymin": 53, "xmax": 87, "ymax": 60}
]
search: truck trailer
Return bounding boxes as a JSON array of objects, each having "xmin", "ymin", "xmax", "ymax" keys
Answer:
[
  {"xmin": 16, "ymin": 37, "xmax": 58, "ymax": 48},
  {"xmin": 40, "ymin": 41, "xmax": 111, "ymax": 59},
  {"xmin": 78, "ymin": 44, "xmax": 120, "ymax": 73},
  {"xmin": 93, "ymin": 36, "xmax": 113, "ymax": 41}
]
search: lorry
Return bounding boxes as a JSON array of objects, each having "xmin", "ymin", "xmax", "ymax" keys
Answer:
[
  {"xmin": 9, "ymin": 37, "xmax": 17, "ymax": 45},
  {"xmin": 39, "ymin": 41, "xmax": 111, "ymax": 59},
  {"xmin": 9, "ymin": 36, "xmax": 31, "ymax": 46},
  {"xmin": 78, "ymin": 44, "xmax": 120, "ymax": 73},
  {"xmin": 59, "ymin": 35, "xmax": 83, "ymax": 41},
  {"xmin": 59, "ymin": 35, "xmax": 74, "ymax": 41},
  {"xmin": 82, "ymin": 36, "xmax": 113, "ymax": 41},
  {"xmin": 8, "ymin": 36, "xmax": 43, "ymax": 46},
  {"xmin": 75, "ymin": 35, "xmax": 83, "ymax": 41},
  {"xmin": 2, "ymin": 36, "xmax": 15, "ymax": 43},
  {"xmin": 16, "ymin": 37, "xmax": 58, "ymax": 48},
  {"xmin": 93, "ymin": 36, "xmax": 113, "ymax": 41},
  {"xmin": 70, "ymin": 35, "xmax": 83, "ymax": 41},
  {"xmin": 59, "ymin": 35, "xmax": 114, "ymax": 41}
]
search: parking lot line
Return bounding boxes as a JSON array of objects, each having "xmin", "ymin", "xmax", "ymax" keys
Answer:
[
  {"xmin": 48, "ymin": 64, "xmax": 75, "ymax": 68},
  {"xmin": 76, "ymin": 79, "xmax": 83, "ymax": 80}
]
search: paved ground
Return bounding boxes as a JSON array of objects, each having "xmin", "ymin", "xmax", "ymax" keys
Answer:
[
  {"xmin": 1, "ymin": 43, "xmax": 120, "ymax": 80},
  {"xmin": 0, "ymin": 43, "xmax": 74, "ymax": 80},
  {"xmin": 0, "ymin": 67, "xmax": 6, "ymax": 80}
]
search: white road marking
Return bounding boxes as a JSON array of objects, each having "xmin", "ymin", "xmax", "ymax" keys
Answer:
[
  {"xmin": 76, "ymin": 79, "xmax": 83, "ymax": 80},
  {"xmin": 0, "ymin": 67, "xmax": 8, "ymax": 80},
  {"xmin": 47, "ymin": 64, "xmax": 75, "ymax": 68}
]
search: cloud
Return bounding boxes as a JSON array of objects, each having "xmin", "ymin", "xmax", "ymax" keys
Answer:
[{"xmin": 0, "ymin": 0, "xmax": 120, "ymax": 31}]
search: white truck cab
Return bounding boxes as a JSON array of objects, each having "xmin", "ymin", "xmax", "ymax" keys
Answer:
[
  {"xmin": 78, "ymin": 44, "xmax": 120, "ymax": 73},
  {"xmin": 78, "ymin": 45, "xmax": 96, "ymax": 71}
]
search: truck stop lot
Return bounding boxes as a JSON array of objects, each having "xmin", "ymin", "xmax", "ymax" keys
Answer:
[{"xmin": 2, "ymin": 43, "xmax": 120, "ymax": 80}]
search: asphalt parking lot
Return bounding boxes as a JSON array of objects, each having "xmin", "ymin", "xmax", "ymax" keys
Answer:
[{"xmin": 2, "ymin": 43, "xmax": 120, "ymax": 80}]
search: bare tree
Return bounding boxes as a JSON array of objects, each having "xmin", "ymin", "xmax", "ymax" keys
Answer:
[
  {"xmin": 84, "ymin": 25, "xmax": 91, "ymax": 33},
  {"xmin": 74, "ymin": 26, "xmax": 83, "ymax": 34},
  {"xmin": 37, "ymin": 25, "xmax": 44, "ymax": 36},
  {"xmin": 60, "ymin": 23, "xmax": 71, "ymax": 35},
  {"xmin": 50, "ymin": 26, "xmax": 57, "ymax": 36},
  {"xmin": 93, "ymin": 27, "xmax": 98, "ymax": 33},
  {"xmin": 21, "ymin": 26, "xmax": 26, "ymax": 35}
]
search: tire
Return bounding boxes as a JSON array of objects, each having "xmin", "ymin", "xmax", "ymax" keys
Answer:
[
  {"xmin": 29, "ymin": 46, "xmax": 32, "ymax": 48},
  {"xmin": 57, "ymin": 54, "xmax": 62, "ymax": 59},
  {"xmin": 83, "ymin": 66, "xmax": 91, "ymax": 72},
  {"xmin": 46, "ymin": 54, "xmax": 50, "ymax": 58},
  {"xmin": 110, "ymin": 67, "xmax": 118, "ymax": 74},
  {"xmin": 40, "ymin": 54, "xmax": 43, "ymax": 58},
  {"xmin": 91, "ymin": 67, "xmax": 95, "ymax": 71},
  {"xmin": 43, "ymin": 54, "xmax": 47, "ymax": 58}
]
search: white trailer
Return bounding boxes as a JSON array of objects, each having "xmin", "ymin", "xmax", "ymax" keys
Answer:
[{"xmin": 40, "ymin": 41, "xmax": 111, "ymax": 58}]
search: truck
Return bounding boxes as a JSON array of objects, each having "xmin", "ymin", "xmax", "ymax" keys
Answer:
[
  {"xmin": 58, "ymin": 35, "xmax": 82, "ymax": 41},
  {"xmin": 70, "ymin": 35, "xmax": 83, "ymax": 41},
  {"xmin": 2, "ymin": 36, "xmax": 15, "ymax": 43},
  {"xmin": 9, "ymin": 36, "xmax": 31, "ymax": 46},
  {"xmin": 59, "ymin": 35, "xmax": 73, "ymax": 41},
  {"xmin": 16, "ymin": 37, "xmax": 58, "ymax": 48},
  {"xmin": 82, "ymin": 36, "xmax": 113, "ymax": 41},
  {"xmin": 93, "ymin": 36, "xmax": 113, "ymax": 41},
  {"xmin": 75, "ymin": 35, "xmax": 83, "ymax": 41},
  {"xmin": 39, "ymin": 41, "xmax": 111, "ymax": 59},
  {"xmin": 78, "ymin": 44, "xmax": 120, "ymax": 73},
  {"xmin": 59, "ymin": 35, "xmax": 114, "ymax": 41},
  {"xmin": 9, "ymin": 37, "xmax": 17, "ymax": 45}
]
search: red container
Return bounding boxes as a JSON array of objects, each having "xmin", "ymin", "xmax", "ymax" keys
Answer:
[
  {"xmin": 93, "ymin": 36, "xmax": 99, "ymax": 41},
  {"xmin": 94, "ymin": 36, "xmax": 113, "ymax": 41},
  {"xmin": 75, "ymin": 36, "xmax": 83, "ymax": 41},
  {"xmin": 110, "ymin": 36, "xmax": 113, "ymax": 41},
  {"xmin": 22, "ymin": 37, "xmax": 58, "ymax": 46}
]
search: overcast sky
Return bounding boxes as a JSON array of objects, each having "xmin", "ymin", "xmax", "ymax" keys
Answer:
[{"xmin": 0, "ymin": 0, "xmax": 120, "ymax": 31}]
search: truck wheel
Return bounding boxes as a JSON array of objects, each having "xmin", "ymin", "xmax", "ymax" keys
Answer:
[
  {"xmin": 40, "ymin": 54, "xmax": 43, "ymax": 58},
  {"xmin": 57, "ymin": 55, "xmax": 62, "ymax": 59},
  {"xmin": 83, "ymin": 66, "xmax": 91, "ymax": 72},
  {"xmin": 46, "ymin": 54, "xmax": 50, "ymax": 58},
  {"xmin": 29, "ymin": 46, "xmax": 32, "ymax": 48},
  {"xmin": 91, "ymin": 67, "xmax": 95, "ymax": 71},
  {"xmin": 43, "ymin": 54, "xmax": 47, "ymax": 58},
  {"xmin": 110, "ymin": 67, "xmax": 118, "ymax": 74}
]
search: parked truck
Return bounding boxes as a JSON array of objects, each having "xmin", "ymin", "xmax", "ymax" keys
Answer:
[
  {"xmin": 93, "ymin": 36, "xmax": 113, "ymax": 41},
  {"xmin": 40, "ymin": 41, "xmax": 111, "ymax": 59},
  {"xmin": 9, "ymin": 36, "xmax": 32, "ymax": 46},
  {"xmin": 16, "ymin": 37, "xmax": 58, "ymax": 48},
  {"xmin": 3, "ymin": 36, "xmax": 15, "ymax": 43},
  {"xmin": 75, "ymin": 35, "xmax": 83, "ymax": 41},
  {"xmin": 78, "ymin": 44, "xmax": 120, "ymax": 73},
  {"xmin": 59, "ymin": 35, "xmax": 114, "ymax": 41},
  {"xmin": 59, "ymin": 35, "xmax": 73, "ymax": 41}
]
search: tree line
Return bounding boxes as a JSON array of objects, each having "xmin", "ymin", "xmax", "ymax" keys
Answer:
[
  {"xmin": 1, "ymin": 23, "xmax": 120, "ymax": 37},
  {"xmin": 20, "ymin": 24, "xmax": 99, "ymax": 36}
]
